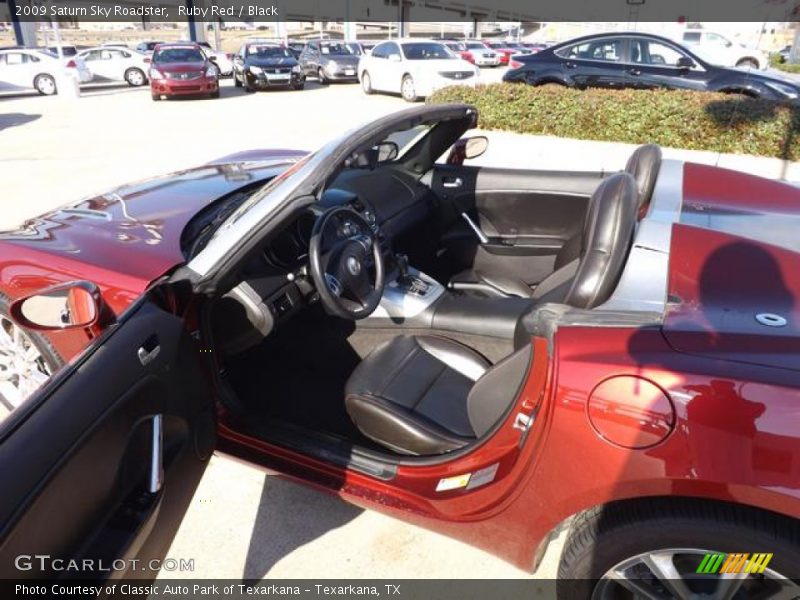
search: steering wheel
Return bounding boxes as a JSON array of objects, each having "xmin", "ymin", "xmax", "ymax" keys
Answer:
[{"xmin": 309, "ymin": 206, "xmax": 385, "ymax": 320}]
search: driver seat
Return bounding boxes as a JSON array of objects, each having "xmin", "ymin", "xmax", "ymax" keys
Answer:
[{"xmin": 345, "ymin": 173, "xmax": 638, "ymax": 455}]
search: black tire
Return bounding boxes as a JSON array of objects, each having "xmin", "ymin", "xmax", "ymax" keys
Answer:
[
  {"xmin": 361, "ymin": 71, "xmax": 373, "ymax": 94},
  {"xmin": 558, "ymin": 498, "xmax": 800, "ymax": 598},
  {"xmin": 124, "ymin": 67, "xmax": 146, "ymax": 87},
  {"xmin": 151, "ymin": 93, "xmax": 161, "ymax": 101},
  {"xmin": 33, "ymin": 74, "xmax": 57, "ymax": 96},
  {"xmin": 317, "ymin": 67, "xmax": 329, "ymax": 85},
  {"xmin": 0, "ymin": 292, "xmax": 63, "ymax": 413},
  {"xmin": 234, "ymin": 71, "xmax": 242, "ymax": 87},
  {"xmin": 292, "ymin": 83, "xmax": 305, "ymax": 91},
  {"xmin": 209, "ymin": 88, "xmax": 220, "ymax": 99},
  {"xmin": 243, "ymin": 78, "xmax": 255, "ymax": 93}
]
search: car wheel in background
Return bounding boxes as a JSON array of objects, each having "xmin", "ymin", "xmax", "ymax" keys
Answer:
[
  {"xmin": 234, "ymin": 72, "xmax": 242, "ymax": 87},
  {"xmin": 243, "ymin": 79, "xmax": 255, "ymax": 93},
  {"xmin": 557, "ymin": 499, "xmax": 800, "ymax": 599},
  {"xmin": 317, "ymin": 67, "xmax": 329, "ymax": 85},
  {"xmin": 736, "ymin": 58, "xmax": 760, "ymax": 69},
  {"xmin": 0, "ymin": 294, "xmax": 63, "ymax": 417},
  {"xmin": 125, "ymin": 67, "xmax": 146, "ymax": 87},
  {"xmin": 34, "ymin": 74, "xmax": 57, "ymax": 96},
  {"xmin": 361, "ymin": 71, "xmax": 373, "ymax": 94},
  {"xmin": 401, "ymin": 74, "xmax": 417, "ymax": 102}
]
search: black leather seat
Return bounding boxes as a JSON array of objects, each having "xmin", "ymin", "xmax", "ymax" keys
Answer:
[
  {"xmin": 625, "ymin": 143, "xmax": 662, "ymax": 217},
  {"xmin": 345, "ymin": 335, "xmax": 532, "ymax": 455},
  {"xmin": 346, "ymin": 173, "xmax": 638, "ymax": 455},
  {"xmin": 457, "ymin": 144, "xmax": 661, "ymax": 299}
]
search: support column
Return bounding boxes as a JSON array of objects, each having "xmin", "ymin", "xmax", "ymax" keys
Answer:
[{"xmin": 8, "ymin": 0, "xmax": 37, "ymax": 46}]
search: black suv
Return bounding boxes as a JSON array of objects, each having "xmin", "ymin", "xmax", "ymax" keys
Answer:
[
  {"xmin": 232, "ymin": 42, "xmax": 305, "ymax": 92},
  {"xmin": 504, "ymin": 32, "xmax": 800, "ymax": 102}
]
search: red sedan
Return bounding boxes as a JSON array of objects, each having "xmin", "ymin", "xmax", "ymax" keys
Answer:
[
  {"xmin": 1, "ymin": 105, "xmax": 800, "ymax": 595},
  {"xmin": 149, "ymin": 42, "xmax": 219, "ymax": 100}
]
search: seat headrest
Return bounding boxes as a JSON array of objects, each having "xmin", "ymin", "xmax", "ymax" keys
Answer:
[
  {"xmin": 625, "ymin": 144, "xmax": 662, "ymax": 217},
  {"xmin": 565, "ymin": 172, "xmax": 638, "ymax": 310}
]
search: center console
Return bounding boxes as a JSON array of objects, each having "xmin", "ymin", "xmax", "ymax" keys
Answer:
[{"xmin": 363, "ymin": 254, "xmax": 533, "ymax": 340}]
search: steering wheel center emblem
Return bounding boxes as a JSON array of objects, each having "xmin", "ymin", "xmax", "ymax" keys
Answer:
[{"xmin": 347, "ymin": 256, "xmax": 362, "ymax": 276}]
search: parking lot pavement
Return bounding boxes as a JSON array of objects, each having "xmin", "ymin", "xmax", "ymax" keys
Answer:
[
  {"xmin": 1, "ymin": 65, "xmax": 565, "ymax": 580},
  {"xmin": 158, "ymin": 454, "xmax": 565, "ymax": 580},
  {"xmin": 0, "ymin": 66, "xmax": 506, "ymax": 230}
]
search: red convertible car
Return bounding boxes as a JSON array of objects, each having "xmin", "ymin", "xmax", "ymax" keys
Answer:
[{"xmin": 1, "ymin": 105, "xmax": 799, "ymax": 596}]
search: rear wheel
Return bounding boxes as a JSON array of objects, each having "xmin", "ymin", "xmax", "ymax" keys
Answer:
[
  {"xmin": 233, "ymin": 71, "xmax": 242, "ymax": 87},
  {"xmin": 361, "ymin": 71, "xmax": 373, "ymax": 94},
  {"xmin": 736, "ymin": 58, "xmax": 759, "ymax": 69},
  {"xmin": 124, "ymin": 67, "xmax": 146, "ymax": 87},
  {"xmin": 0, "ymin": 294, "xmax": 63, "ymax": 418},
  {"xmin": 401, "ymin": 74, "xmax": 417, "ymax": 102},
  {"xmin": 34, "ymin": 74, "xmax": 56, "ymax": 96},
  {"xmin": 558, "ymin": 499, "xmax": 800, "ymax": 599},
  {"xmin": 317, "ymin": 67, "xmax": 329, "ymax": 85}
]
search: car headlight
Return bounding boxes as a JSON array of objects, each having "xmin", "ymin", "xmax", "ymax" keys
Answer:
[
  {"xmin": 249, "ymin": 65, "xmax": 263, "ymax": 74},
  {"xmin": 765, "ymin": 81, "xmax": 799, "ymax": 99},
  {"xmin": 292, "ymin": 64, "xmax": 303, "ymax": 74},
  {"xmin": 149, "ymin": 69, "xmax": 164, "ymax": 80}
]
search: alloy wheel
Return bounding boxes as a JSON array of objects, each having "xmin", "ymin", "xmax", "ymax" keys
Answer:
[
  {"xmin": 126, "ymin": 68, "xmax": 145, "ymax": 86},
  {"xmin": 593, "ymin": 548, "xmax": 800, "ymax": 600},
  {"xmin": 401, "ymin": 75, "xmax": 416, "ymax": 102},
  {"xmin": 0, "ymin": 314, "xmax": 52, "ymax": 414},
  {"xmin": 35, "ymin": 75, "xmax": 56, "ymax": 95}
]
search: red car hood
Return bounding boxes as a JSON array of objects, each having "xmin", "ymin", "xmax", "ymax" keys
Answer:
[
  {"xmin": 153, "ymin": 61, "xmax": 207, "ymax": 72},
  {"xmin": 0, "ymin": 150, "xmax": 307, "ymax": 292},
  {"xmin": 663, "ymin": 163, "xmax": 800, "ymax": 371}
]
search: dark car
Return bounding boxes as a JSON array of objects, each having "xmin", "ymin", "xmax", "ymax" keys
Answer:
[
  {"xmin": 232, "ymin": 42, "xmax": 305, "ymax": 92},
  {"xmin": 299, "ymin": 39, "xmax": 360, "ymax": 83},
  {"xmin": 504, "ymin": 32, "xmax": 800, "ymax": 101},
  {"xmin": 149, "ymin": 42, "xmax": 219, "ymax": 101},
  {"xmin": 286, "ymin": 41, "xmax": 306, "ymax": 58}
]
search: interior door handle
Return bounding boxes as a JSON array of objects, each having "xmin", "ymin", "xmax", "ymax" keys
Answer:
[
  {"xmin": 148, "ymin": 414, "xmax": 163, "ymax": 494},
  {"xmin": 137, "ymin": 335, "xmax": 160, "ymax": 366},
  {"xmin": 442, "ymin": 177, "xmax": 463, "ymax": 188}
]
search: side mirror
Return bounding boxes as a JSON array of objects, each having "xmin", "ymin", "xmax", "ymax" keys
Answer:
[
  {"xmin": 9, "ymin": 281, "xmax": 109, "ymax": 332},
  {"xmin": 208, "ymin": 55, "xmax": 218, "ymax": 63},
  {"xmin": 445, "ymin": 135, "xmax": 489, "ymax": 165},
  {"xmin": 389, "ymin": 54, "xmax": 401, "ymax": 62},
  {"xmin": 375, "ymin": 141, "xmax": 399, "ymax": 162},
  {"xmin": 677, "ymin": 57, "xmax": 695, "ymax": 69}
]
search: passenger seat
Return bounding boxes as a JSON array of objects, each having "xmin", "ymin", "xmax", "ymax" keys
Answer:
[{"xmin": 453, "ymin": 144, "xmax": 662, "ymax": 299}]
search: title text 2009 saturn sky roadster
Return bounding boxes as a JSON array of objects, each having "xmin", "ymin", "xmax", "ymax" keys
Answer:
[{"xmin": 1, "ymin": 104, "xmax": 799, "ymax": 596}]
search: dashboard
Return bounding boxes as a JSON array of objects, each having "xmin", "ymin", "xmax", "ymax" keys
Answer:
[{"xmin": 212, "ymin": 165, "xmax": 436, "ymax": 356}]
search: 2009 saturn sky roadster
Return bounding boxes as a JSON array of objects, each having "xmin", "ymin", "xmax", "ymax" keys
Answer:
[{"xmin": 1, "ymin": 104, "xmax": 800, "ymax": 596}]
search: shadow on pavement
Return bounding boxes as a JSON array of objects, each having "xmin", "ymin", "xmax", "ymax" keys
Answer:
[
  {"xmin": 242, "ymin": 475, "xmax": 362, "ymax": 580},
  {"xmin": 0, "ymin": 112, "xmax": 40, "ymax": 131}
]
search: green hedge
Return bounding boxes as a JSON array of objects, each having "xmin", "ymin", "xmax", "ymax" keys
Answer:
[{"xmin": 427, "ymin": 83, "xmax": 800, "ymax": 160}]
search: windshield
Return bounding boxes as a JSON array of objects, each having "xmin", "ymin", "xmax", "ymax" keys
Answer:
[
  {"xmin": 320, "ymin": 42, "xmax": 357, "ymax": 56},
  {"xmin": 153, "ymin": 47, "xmax": 205, "ymax": 63},
  {"xmin": 248, "ymin": 45, "xmax": 292, "ymax": 58},
  {"xmin": 466, "ymin": 42, "xmax": 486, "ymax": 50},
  {"xmin": 446, "ymin": 42, "xmax": 466, "ymax": 51},
  {"xmin": 401, "ymin": 42, "xmax": 454, "ymax": 60},
  {"xmin": 343, "ymin": 43, "xmax": 363, "ymax": 55}
]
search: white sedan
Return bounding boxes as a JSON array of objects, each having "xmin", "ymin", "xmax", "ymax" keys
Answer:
[
  {"xmin": 358, "ymin": 39, "xmax": 479, "ymax": 102},
  {"xmin": 0, "ymin": 48, "xmax": 91, "ymax": 95},
  {"xmin": 76, "ymin": 46, "xmax": 151, "ymax": 87}
]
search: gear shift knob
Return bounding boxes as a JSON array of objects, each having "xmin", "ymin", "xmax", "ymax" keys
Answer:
[{"xmin": 396, "ymin": 253, "xmax": 409, "ymax": 278}]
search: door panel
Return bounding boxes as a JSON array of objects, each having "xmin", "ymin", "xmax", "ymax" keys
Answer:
[
  {"xmin": 0, "ymin": 296, "xmax": 214, "ymax": 579},
  {"xmin": 432, "ymin": 165, "xmax": 602, "ymax": 284}
]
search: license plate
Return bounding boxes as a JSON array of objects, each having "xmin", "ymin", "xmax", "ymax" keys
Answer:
[
  {"xmin": 267, "ymin": 75, "xmax": 289, "ymax": 81},
  {"xmin": 344, "ymin": 69, "xmax": 355, "ymax": 76}
]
